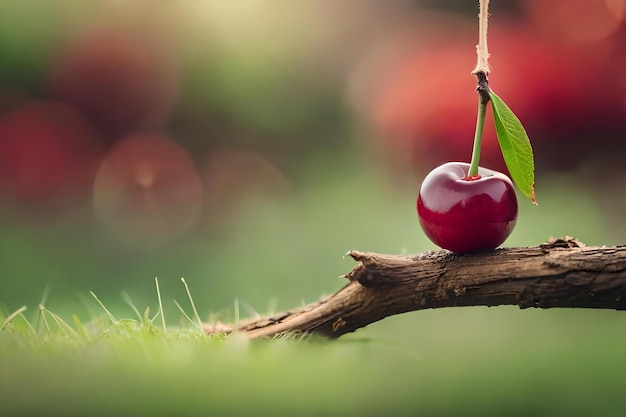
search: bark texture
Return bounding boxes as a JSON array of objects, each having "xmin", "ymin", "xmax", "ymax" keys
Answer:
[{"xmin": 203, "ymin": 238, "xmax": 626, "ymax": 339}]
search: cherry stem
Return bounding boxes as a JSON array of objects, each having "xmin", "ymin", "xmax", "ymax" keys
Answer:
[
  {"xmin": 467, "ymin": 71, "xmax": 491, "ymax": 178},
  {"xmin": 468, "ymin": 0, "xmax": 492, "ymax": 178},
  {"xmin": 468, "ymin": 72, "xmax": 491, "ymax": 178},
  {"xmin": 468, "ymin": 97, "xmax": 486, "ymax": 177}
]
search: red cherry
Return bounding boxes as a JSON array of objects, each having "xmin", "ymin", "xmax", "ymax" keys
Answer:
[{"xmin": 417, "ymin": 162, "xmax": 518, "ymax": 253}]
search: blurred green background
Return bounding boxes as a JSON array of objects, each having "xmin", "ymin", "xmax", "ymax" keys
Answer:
[{"xmin": 0, "ymin": 0, "xmax": 626, "ymax": 414}]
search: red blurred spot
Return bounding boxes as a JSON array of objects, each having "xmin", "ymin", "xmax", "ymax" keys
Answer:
[
  {"xmin": 606, "ymin": 0, "xmax": 626, "ymax": 23},
  {"xmin": 351, "ymin": 17, "xmax": 621, "ymax": 175},
  {"xmin": 523, "ymin": 0, "xmax": 625, "ymax": 45},
  {"xmin": 93, "ymin": 134, "xmax": 203, "ymax": 247},
  {"xmin": 48, "ymin": 26, "xmax": 179, "ymax": 138},
  {"xmin": 0, "ymin": 100, "xmax": 105, "ymax": 205}
]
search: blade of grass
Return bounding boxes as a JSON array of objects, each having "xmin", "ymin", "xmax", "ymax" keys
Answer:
[
  {"xmin": 34, "ymin": 286, "xmax": 51, "ymax": 331},
  {"xmin": 143, "ymin": 306, "xmax": 151, "ymax": 324},
  {"xmin": 18, "ymin": 312, "xmax": 37, "ymax": 336},
  {"xmin": 90, "ymin": 291, "xmax": 117, "ymax": 323},
  {"xmin": 155, "ymin": 277, "xmax": 167, "ymax": 331},
  {"xmin": 173, "ymin": 300, "xmax": 200, "ymax": 328},
  {"xmin": 42, "ymin": 308, "xmax": 81, "ymax": 339},
  {"xmin": 72, "ymin": 314, "xmax": 90, "ymax": 342},
  {"xmin": 121, "ymin": 291, "xmax": 143, "ymax": 323},
  {"xmin": 242, "ymin": 300, "xmax": 261, "ymax": 320},
  {"xmin": 181, "ymin": 277, "xmax": 202, "ymax": 329},
  {"xmin": 0, "ymin": 305, "xmax": 27, "ymax": 332},
  {"xmin": 39, "ymin": 304, "xmax": 51, "ymax": 332}
]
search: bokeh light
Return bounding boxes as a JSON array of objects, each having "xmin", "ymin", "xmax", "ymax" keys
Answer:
[
  {"xmin": 48, "ymin": 25, "xmax": 179, "ymax": 138},
  {"xmin": 93, "ymin": 134, "xmax": 203, "ymax": 248},
  {"xmin": 0, "ymin": 100, "xmax": 104, "ymax": 207},
  {"xmin": 523, "ymin": 0, "xmax": 626, "ymax": 45}
]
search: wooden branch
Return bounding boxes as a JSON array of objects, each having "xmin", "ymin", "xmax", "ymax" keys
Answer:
[{"xmin": 203, "ymin": 237, "xmax": 626, "ymax": 339}]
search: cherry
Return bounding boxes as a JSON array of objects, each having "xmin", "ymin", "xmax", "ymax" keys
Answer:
[{"xmin": 417, "ymin": 162, "xmax": 518, "ymax": 253}]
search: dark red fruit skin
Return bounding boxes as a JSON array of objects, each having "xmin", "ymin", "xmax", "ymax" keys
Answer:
[{"xmin": 417, "ymin": 162, "xmax": 518, "ymax": 253}]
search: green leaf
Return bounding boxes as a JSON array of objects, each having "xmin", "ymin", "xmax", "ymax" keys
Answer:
[{"xmin": 490, "ymin": 90, "xmax": 536, "ymax": 204}]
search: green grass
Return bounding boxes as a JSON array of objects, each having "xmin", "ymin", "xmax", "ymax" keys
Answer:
[{"xmin": 3, "ymin": 285, "xmax": 626, "ymax": 416}]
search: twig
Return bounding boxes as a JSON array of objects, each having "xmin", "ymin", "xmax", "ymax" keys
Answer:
[
  {"xmin": 204, "ymin": 237, "xmax": 626, "ymax": 339},
  {"xmin": 472, "ymin": 0, "xmax": 491, "ymax": 75}
]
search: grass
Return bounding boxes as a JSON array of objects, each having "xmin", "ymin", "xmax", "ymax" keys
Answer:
[{"xmin": 3, "ymin": 280, "xmax": 626, "ymax": 416}]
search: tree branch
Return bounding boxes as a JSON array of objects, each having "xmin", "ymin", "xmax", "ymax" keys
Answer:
[{"xmin": 203, "ymin": 237, "xmax": 626, "ymax": 339}]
